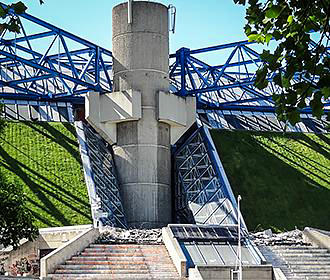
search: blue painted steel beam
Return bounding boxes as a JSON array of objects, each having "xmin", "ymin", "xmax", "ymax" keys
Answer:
[
  {"xmin": 169, "ymin": 39, "xmax": 329, "ymax": 115},
  {"xmin": 0, "ymin": 2, "xmax": 112, "ymax": 101}
]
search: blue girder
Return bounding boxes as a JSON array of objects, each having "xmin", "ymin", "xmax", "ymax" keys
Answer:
[
  {"xmin": 169, "ymin": 40, "xmax": 329, "ymax": 114},
  {"xmin": 0, "ymin": 5, "xmax": 328, "ymax": 115},
  {"xmin": 0, "ymin": 3, "xmax": 112, "ymax": 102}
]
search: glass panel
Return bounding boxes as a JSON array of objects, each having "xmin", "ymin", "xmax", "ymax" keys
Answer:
[
  {"xmin": 183, "ymin": 242, "xmax": 205, "ymax": 265},
  {"xmin": 215, "ymin": 243, "xmax": 237, "ymax": 266},
  {"xmin": 171, "ymin": 226, "xmax": 187, "ymax": 239},
  {"xmin": 241, "ymin": 246, "xmax": 257, "ymax": 265},
  {"xmin": 18, "ymin": 105, "xmax": 29, "ymax": 120},
  {"xmin": 197, "ymin": 243, "xmax": 223, "ymax": 265},
  {"xmin": 184, "ymin": 226, "xmax": 202, "ymax": 239},
  {"xmin": 199, "ymin": 227, "xmax": 218, "ymax": 239}
]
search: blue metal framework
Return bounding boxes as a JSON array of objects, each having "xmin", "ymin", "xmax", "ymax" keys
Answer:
[
  {"xmin": 83, "ymin": 123, "xmax": 127, "ymax": 228},
  {"xmin": 0, "ymin": 6, "xmax": 328, "ymax": 117},
  {"xmin": 169, "ymin": 40, "xmax": 330, "ymax": 114},
  {"xmin": 0, "ymin": 3, "xmax": 112, "ymax": 103},
  {"xmin": 173, "ymin": 125, "xmax": 242, "ymax": 227}
]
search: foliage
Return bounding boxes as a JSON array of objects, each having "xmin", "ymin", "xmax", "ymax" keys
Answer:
[
  {"xmin": 211, "ymin": 129, "xmax": 330, "ymax": 231},
  {"xmin": 234, "ymin": 0, "xmax": 330, "ymax": 124},
  {"xmin": 0, "ymin": 1, "xmax": 43, "ymax": 34},
  {"xmin": 0, "ymin": 121, "xmax": 91, "ymax": 228},
  {"xmin": 0, "ymin": 175, "xmax": 38, "ymax": 249},
  {"xmin": 0, "ymin": 111, "xmax": 38, "ymax": 249}
]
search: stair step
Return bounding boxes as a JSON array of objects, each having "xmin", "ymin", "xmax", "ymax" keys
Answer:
[
  {"xmin": 70, "ymin": 256, "xmax": 173, "ymax": 264},
  {"xmin": 53, "ymin": 244, "xmax": 180, "ymax": 279},
  {"xmin": 80, "ymin": 252, "xmax": 166, "ymax": 257},
  {"xmin": 54, "ymin": 269, "xmax": 179, "ymax": 276},
  {"xmin": 49, "ymin": 274, "xmax": 181, "ymax": 279}
]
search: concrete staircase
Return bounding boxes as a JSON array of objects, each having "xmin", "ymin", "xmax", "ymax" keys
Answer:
[
  {"xmin": 48, "ymin": 244, "xmax": 182, "ymax": 279},
  {"xmin": 259, "ymin": 245, "xmax": 330, "ymax": 280}
]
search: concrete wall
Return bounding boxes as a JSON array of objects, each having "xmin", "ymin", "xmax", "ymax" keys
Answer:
[
  {"xmin": 303, "ymin": 227, "xmax": 330, "ymax": 251},
  {"xmin": 189, "ymin": 265, "xmax": 273, "ymax": 280},
  {"xmin": 162, "ymin": 227, "xmax": 187, "ymax": 277},
  {"xmin": 40, "ymin": 227, "xmax": 99, "ymax": 278},
  {"xmin": 3, "ymin": 225, "xmax": 92, "ymax": 273},
  {"xmin": 112, "ymin": 1, "xmax": 171, "ymax": 228},
  {"xmin": 85, "ymin": 1, "xmax": 196, "ymax": 228}
]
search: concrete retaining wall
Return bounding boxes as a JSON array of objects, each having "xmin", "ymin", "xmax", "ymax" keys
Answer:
[
  {"xmin": 162, "ymin": 227, "xmax": 187, "ymax": 277},
  {"xmin": 3, "ymin": 225, "xmax": 92, "ymax": 273},
  {"xmin": 189, "ymin": 265, "xmax": 273, "ymax": 280},
  {"xmin": 40, "ymin": 227, "xmax": 99, "ymax": 278},
  {"xmin": 303, "ymin": 227, "xmax": 330, "ymax": 251}
]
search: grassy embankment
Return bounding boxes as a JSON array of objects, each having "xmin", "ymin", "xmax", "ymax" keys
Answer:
[
  {"xmin": 0, "ymin": 121, "xmax": 91, "ymax": 228},
  {"xmin": 211, "ymin": 130, "xmax": 330, "ymax": 232}
]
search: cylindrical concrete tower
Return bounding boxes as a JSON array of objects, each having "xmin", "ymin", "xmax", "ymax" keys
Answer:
[{"xmin": 112, "ymin": 1, "xmax": 171, "ymax": 228}]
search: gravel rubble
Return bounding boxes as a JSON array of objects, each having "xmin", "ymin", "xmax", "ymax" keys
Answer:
[
  {"xmin": 250, "ymin": 228, "xmax": 311, "ymax": 246},
  {"xmin": 97, "ymin": 227, "xmax": 163, "ymax": 245}
]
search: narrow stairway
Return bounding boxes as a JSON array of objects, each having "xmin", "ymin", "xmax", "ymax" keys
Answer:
[
  {"xmin": 259, "ymin": 245, "xmax": 330, "ymax": 280},
  {"xmin": 49, "ymin": 244, "xmax": 182, "ymax": 279}
]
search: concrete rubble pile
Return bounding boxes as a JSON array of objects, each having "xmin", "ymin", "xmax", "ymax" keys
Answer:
[
  {"xmin": 250, "ymin": 229, "xmax": 311, "ymax": 246},
  {"xmin": 97, "ymin": 227, "xmax": 163, "ymax": 245}
]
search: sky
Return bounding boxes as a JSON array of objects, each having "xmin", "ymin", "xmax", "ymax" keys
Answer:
[{"xmin": 18, "ymin": 0, "xmax": 248, "ymax": 54}]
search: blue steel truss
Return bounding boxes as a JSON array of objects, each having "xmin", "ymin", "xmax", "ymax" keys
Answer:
[
  {"xmin": 0, "ymin": 5, "xmax": 328, "ymax": 116},
  {"xmin": 169, "ymin": 40, "xmax": 330, "ymax": 114},
  {"xmin": 173, "ymin": 125, "xmax": 244, "ymax": 227},
  {"xmin": 83, "ymin": 123, "xmax": 127, "ymax": 228},
  {"xmin": 0, "ymin": 3, "xmax": 112, "ymax": 103}
]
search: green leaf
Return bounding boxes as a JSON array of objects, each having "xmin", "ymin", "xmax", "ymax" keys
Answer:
[
  {"xmin": 287, "ymin": 109, "xmax": 300, "ymax": 125},
  {"xmin": 272, "ymin": 30, "xmax": 282, "ymax": 40},
  {"xmin": 310, "ymin": 91, "xmax": 324, "ymax": 119},
  {"xmin": 248, "ymin": 33, "xmax": 259, "ymax": 42},
  {"xmin": 255, "ymin": 66, "xmax": 268, "ymax": 89},
  {"xmin": 234, "ymin": 0, "xmax": 246, "ymax": 4},
  {"xmin": 0, "ymin": 6, "xmax": 7, "ymax": 18},
  {"xmin": 321, "ymin": 87, "xmax": 330, "ymax": 99},
  {"xmin": 265, "ymin": 34, "xmax": 272, "ymax": 44},
  {"xmin": 7, "ymin": 20, "xmax": 20, "ymax": 33},
  {"xmin": 12, "ymin": 2, "xmax": 27, "ymax": 14},
  {"xmin": 287, "ymin": 15, "xmax": 293, "ymax": 25},
  {"xmin": 265, "ymin": 5, "xmax": 282, "ymax": 19},
  {"xmin": 282, "ymin": 77, "xmax": 290, "ymax": 88}
]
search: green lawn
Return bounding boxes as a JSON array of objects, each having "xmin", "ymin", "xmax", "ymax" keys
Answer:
[
  {"xmin": 0, "ymin": 121, "xmax": 91, "ymax": 228},
  {"xmin": 211, "ymin": 130, "xmax": 330, "ymax": 232}
]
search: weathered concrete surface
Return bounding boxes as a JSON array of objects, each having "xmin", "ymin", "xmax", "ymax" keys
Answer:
[
  {"xmin": 112, "ymin": 1, "xmax": 171, "ymax": 228},
  {"xmin": 189, "ymin": 265, "xmax": 273, "ymax": 280},
  {"xmin": 85, "ymin": 1, "xmax": 196, "ymax": 228},
  {"xmin": 303, "ymin": 227, "xmax": 330, "ymax": 251},
  {"xmin": 162, "ymin": 227, "xmax": 187, "ymax": 277},
  {"xmin": 2, "ymin": 225, "xmax": 92, "ymax": 273},
  {"xmin": 40, "ymin": 227, "xmax": 99, "ymax": 278}
]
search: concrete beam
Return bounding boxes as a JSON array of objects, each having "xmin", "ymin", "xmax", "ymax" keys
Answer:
[{"xmin": 158, "ymin": 91, "xmax": 196, "ymax": 144}]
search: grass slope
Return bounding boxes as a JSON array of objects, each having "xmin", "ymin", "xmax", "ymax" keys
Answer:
[
  {"xmin": 0, "ymin": 121, "xmax": 91, "ymax": 228},
  {"xmin": 211, "ymin": 130, "xmax": 330, "ymax": 232}
]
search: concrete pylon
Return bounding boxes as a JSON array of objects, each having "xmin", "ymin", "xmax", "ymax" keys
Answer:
[{"xmin": 86, "ymin": 1, "xmax": 195, "ymax": 228}]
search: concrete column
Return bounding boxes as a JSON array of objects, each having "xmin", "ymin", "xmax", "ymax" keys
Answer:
[{"xmin": 112, "ymin": 1, "xmax": 171, "ymax": 227}]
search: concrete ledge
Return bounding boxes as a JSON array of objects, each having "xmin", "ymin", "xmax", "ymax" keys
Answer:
[
  {"xmin": 192, "ymin": 265, "xmax": 273, "ymax": 280},
  {"xmin": 273, "ymin": 267, "xmax": 288, "ymax": 280},
  {"xmin": 40, "ymin": 227, "xmax": 99, "ymax": 278},
  {"xmin": 162, "ymin": 227, "xmax": 187, "ymax": 277},
  {"xmin": 303, "ymin": 227, "xmax": 330, "ymax": 251}
]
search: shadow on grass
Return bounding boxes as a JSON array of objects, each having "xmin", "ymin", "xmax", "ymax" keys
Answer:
[
  {"xmin": 0, "ymin": 120, "xmax": 91, "ymax": 227},
  {"xmin": 0, "ymin": 147, "xmax": 90, "ymax": 225},
  {"xmin": 0, "ymin": 146, "xmax": 71, "ymax": 226},
  {"xmin": 25, "ymin": 121, "xmax": 81, "ymax": 163},
  {"xmin": 0, "ymin": 135, "xmax": 90, "ymax": 208},
  {"xmin": 211, "ymin": 130, "xmax": 330, "ymax": 232}
]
